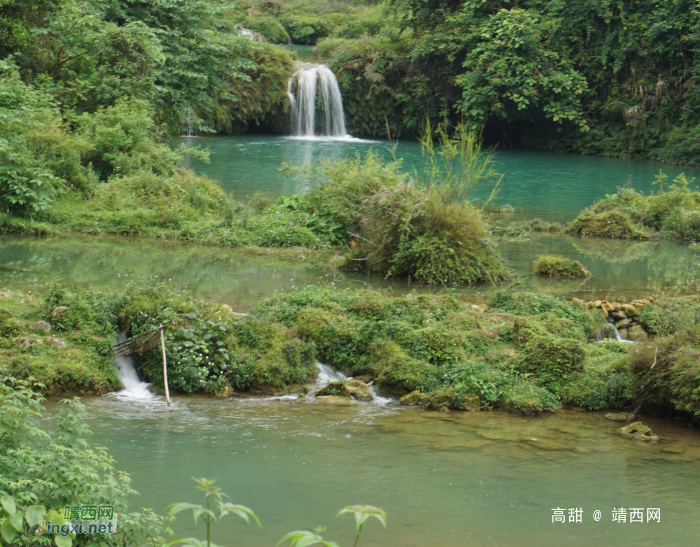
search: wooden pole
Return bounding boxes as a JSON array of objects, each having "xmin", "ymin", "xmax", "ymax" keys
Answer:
[{"xmin": 160, "ymin": 325, "xmax": 171, "ymax": 407}]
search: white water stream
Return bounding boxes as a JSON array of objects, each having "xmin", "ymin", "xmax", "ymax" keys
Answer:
[
  {"xmin": 111, "ymin": 334, "xmax": 155, "ymax": 401},
  {"xmin": 287, "ymin": 64, "xmax": 348, "ymax": 138}
]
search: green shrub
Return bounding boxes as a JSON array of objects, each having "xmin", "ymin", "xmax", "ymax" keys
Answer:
[
  {"xmin": 533, "ymin": 255, "xmax": 590, "ymax": 278},
  {"xmin": 244, "ymin": 16, "xmax": 290, "ymax": 43},
  {"xmin": 280, "ymin": 15, "xmax": 330, "ymax": 44}
]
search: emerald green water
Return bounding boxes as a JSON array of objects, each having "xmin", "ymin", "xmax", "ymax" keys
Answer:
[
  {"xmin": 52, "ymin": 396, "xmax": 699, "ymax": 546},
  {"xmin": 1, "ymin": 233, "xmax": 699, "ymax": 304},
  {"xmin": 176, "ymin": 135, "xmax": 700, "ymax": 221}
]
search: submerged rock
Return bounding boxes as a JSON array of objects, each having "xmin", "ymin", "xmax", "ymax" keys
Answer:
[
  {"xmin": 621, "ymin": 422, "xmax": 659, "ymax": 442},
  {"xmin": 606, "ymin": 412, "xmax": 635, "ymax": 421},
  {"xmin": 399, "ymin": 391, "xmax": 423, "ymax": 406},
  {"xmin": 345, "ymin": 379, "xmax": 373, "ymax": 400},
  {"xmin": 315, "ymin": 395, "xmax": 356, "ymax": 405},
  {"xmin": 31, "ymin": 320, "xmax": 51, "ymax": 332}
]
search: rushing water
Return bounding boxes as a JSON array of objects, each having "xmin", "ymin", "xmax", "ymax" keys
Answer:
[
  {"xmin": 176, "ymin": 135, "xmax": 700, "ymax": 221},
  {"xmin": 287, "ymin": 64, "xmax": 348, "ymax": 138},
  {"xmin": 45, "ymin": 395, "xmax": 698, "ymax": 547}
]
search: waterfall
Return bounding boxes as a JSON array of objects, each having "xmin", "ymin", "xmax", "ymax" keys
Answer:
[
  {"xmin": 595, "ymin": 323, "xmax": 633, "ymax": 343},
  {"xmin": 112, "ymin": 334, "xmax": 155, "ymax": 400},
  {"xmin": 287, "ymin": 64, "xmax": 348, "ymax": 139},
  {"xmin": 181, "ymin": 107, "xmax": 194, "ymax": 137}
]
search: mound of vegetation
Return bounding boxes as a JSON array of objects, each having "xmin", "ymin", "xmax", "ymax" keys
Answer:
[
  {"xmin": 533, "ymin": 255, "xmax": 590, "ymax": 279},
  {"xmin": 568, "ymin": 172, "xmax": 700, "ymax": 242},
  {"xmin": 6, "ymin": 284, "xmax": 698, "ymax": 419}
]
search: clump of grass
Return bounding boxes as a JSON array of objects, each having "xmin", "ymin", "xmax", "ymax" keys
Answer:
[
  {"xmin": 568, "ymin": 171, "xmax": 700, "ymax": 242},
  {"xmin": 533, "ymin": 255, "xmax": 590, "ymax": 279}
]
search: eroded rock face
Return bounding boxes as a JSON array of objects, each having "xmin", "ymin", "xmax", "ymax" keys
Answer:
[
  {"xmin": 605, "ymin": 412, "xmax": 635, "ymax": 421},
  {"xmin": 31, "ymin": 320, "xmax": 51, "ymax": 332},
  {"xmin": 399, "ymin": 391, "xmax": 423, "ymax": 406},
  {"xmin": 621, "ymin": 421, "xmax": 659, "ymax": 442},
  {"xmin": 345, "ymin": 379, "xmax": 373, "ymax": 400}
]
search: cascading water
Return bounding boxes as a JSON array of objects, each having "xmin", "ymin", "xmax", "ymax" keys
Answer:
[
  {"xmin": 112, "ymin": 334, "xmax": 155, "ymax": 401},
  {"xmin": 595, "ymin": 323, "xmax": 633, "ymax": 343},
  {"xmin": 287, "ymin": 64, "xmax": 348, "ymax": 138}
]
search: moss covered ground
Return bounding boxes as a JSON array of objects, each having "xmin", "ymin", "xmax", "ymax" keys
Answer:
[{"xmin": 6, "ymin": 284, "xmax": 698, "ymax": 419}]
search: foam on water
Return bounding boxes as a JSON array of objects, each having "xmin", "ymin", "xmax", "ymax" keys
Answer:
[{"xmin": 111, "ymin": 334, "xmax": 156, "ymax": 401}]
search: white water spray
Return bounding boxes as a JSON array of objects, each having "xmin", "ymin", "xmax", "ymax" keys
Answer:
[
  {"xmin": 287, "ymin": 64, "xmax": 348, "ymax": 138},
  {"xmin": 112, "ymin": 334, "xmax": 155, "ymax": 401},
  {"xmin": 596, "ymin": 323, "xmax": 633, "ymax": 343}
]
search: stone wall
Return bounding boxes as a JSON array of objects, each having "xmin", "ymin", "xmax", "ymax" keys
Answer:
[{"xmin": 572, "ymin": 297, "xmax": 654, "ymax": 341}]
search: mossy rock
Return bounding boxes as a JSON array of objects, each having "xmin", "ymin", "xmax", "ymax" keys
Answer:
[
  {"xmin": 533, "ymin": 255, "xmax": 590, "ymax": 279},
  {"xmin": 605, "ymin": 412, "xmax": 635, "ymax": 421},
  {"xmin": 399, "ymin": 390, "xmax": 424, "ymax": 406},
  {"xmin": 568, "ymin": 209, "xmax": 652, "ymax": 239},
  {"xmin": 345, "ymin": 379, "xmax": 373, "ymax": 400},
  {"xmin": 621, "ymin": 421, "xmax": 659, "ymax": 442},
  {"xmin": 315, "ymin": 381, "xmax": 350, "ymax": 398}
]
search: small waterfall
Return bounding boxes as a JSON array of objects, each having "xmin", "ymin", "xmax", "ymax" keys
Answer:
[
  {"xmin": 369, "ymin": 385, "xmax": 394, "ymax": 406},
  {"xmin": 112, "ymin": 334, "xmax": 155, "ymax": 401},
  {"xmin": 595, "ymin": 323, "xmax": 632, "ymax": 343},
  {"xmin": 287, "ymin": 64, "xmax": 348, "ymax": 139},
  {"xmin": 181, "ymin": 107, "xmax": 194, "ymax": 137}
]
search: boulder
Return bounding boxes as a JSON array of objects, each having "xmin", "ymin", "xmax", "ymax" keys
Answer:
[
  {"xmin": 615, "ymin": 318, "xmax": 631, "ymax": 329},
  {"xmin": 610, "ymin": 310, "xmax": 627, "ymax": 321},
  {"xmin": 605, "ymin": 412, "xmax": 635, "ymax": 421},
  {"xmin": 621, "ymin": 422, "xmax": 659, "ymax": 443},
  {"xmin": 31, "ymin": 320, "xmax": 51, "ymax": 332},
  {"xmin": 345, "ymin": 379, "xmax": 373, "ymax": 400},
  {"xmin": 221, "ymin": 304, "xmax": 233, "ymax": 313},
  {"xmin": 620, "ymin": 304, "xmax": 638, "ymax": 317},
  {"xmin": 51, "ymin": 306, "xmax": 69, "ymax": 319},
  {"xmin": 593, "ymin": 300, "xmax": 602, "ymax": 308},
  {"xmin": 399, "ymin": 391, "xmax": 424, "ymax": 406},
  {"xmin": 315, "ymin": 382, "xmax": 351, "ymax": 398},
  {"xmin": 460, "ymin": 396, "xmax": 480, "ymax": 412},
  {"xmin": 627, "ymin": 325, "xmax": 648, "ymax": 341},
  {"xmin": 618, "ymin": 328, "xmax": 629, "ymax": 339},
  {"xmin": 50, "ymin": 338, "xmax": 67, "ymax": 348}
]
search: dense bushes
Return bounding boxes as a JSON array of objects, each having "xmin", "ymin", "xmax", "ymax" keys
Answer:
[
  {"xmin": 568, "ymin": 172, "xmax": 700, "ymax": 242},
  {"xmin": 533, "ymin": 255, "xmax": 590, "ymax": 279}
]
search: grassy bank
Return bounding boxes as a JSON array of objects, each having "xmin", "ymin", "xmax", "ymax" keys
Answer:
[
  {"xmin": 3, "ymin": 284, "xmax": 698, "ymax": 419},
  {"xmin": 568, "ymin": 172, "xmax": 700, "ymax": 242}
]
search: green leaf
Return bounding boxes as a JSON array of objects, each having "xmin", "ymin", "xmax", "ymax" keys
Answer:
[
  {"xmin": 55, "ymin": 535, "xmax": 72, "ymax": 547},
  {"xmin": 0, "ymin": 496, "xmax": 16, "ymax": 516},
  {"xmin": 25, "ymin": 505, "xmax": 46, "ymax": 527},
  {"xmin": 9, "ymin": 511, "xmax": 23, "ymax": 531},
  {"xmin": 1, "ymin": 519, "xmax": 18, "ymax": 544}
]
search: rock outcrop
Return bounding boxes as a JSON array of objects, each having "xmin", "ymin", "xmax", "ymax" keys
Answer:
[{"xmin": 621, "ymin": 421, "xmax": 659, "ymax": 442}]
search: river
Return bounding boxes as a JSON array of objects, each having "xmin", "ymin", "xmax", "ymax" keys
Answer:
[
  {"xmin": 5, "ymin": 137, "xmax": 700, "ymax": 546},
  {"xmin": 44, "ymin": 394, "xmax": 699, "ymax": 547}
]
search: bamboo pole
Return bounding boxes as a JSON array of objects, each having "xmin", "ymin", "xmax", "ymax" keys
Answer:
[{"xmin": 160, "ymin": 325, "xmax": 171, "ymax": 407}]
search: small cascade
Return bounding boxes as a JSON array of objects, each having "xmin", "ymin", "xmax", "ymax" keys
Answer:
[
  {"xmin": 181, "ymin": 107, "xmax": 194, "ymax": 137},
  {"xmin": 369, "ymin": 385, "xmax": 394, "ymax": 406},
  {"xmin": 112, "ymin": 334, "xmax": 155, "ymax": 401},
  {"xmin": 287, "ymin": 64, "xmax": 348, "ymax": 138},
  {"xmin": 236, "ymin": 26, "xmax": 268, "ymax": 43},
  {"xmin": 596, "ymin": 323, "xmax": 633, "ymax": 343}
]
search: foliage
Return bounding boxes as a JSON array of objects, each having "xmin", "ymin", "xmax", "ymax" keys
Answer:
[
  {"xmin": 279, "ymin": 15, "xmax": 331, "ymax": 45},
  {"xmin": 279, "ymin": 504, "xmax": 386, "ymax": 547},
  {"xmin": 0, "ymin": 60, "xmax": 64, "ymax": 214},
  {"xmin": 568, "ymin": 172, "xmax": 700, "ymax": 242},
  {"xmin": 0, "ymin": 377, "xmax": 171, "ymax": 546},
  {"xmin": 533, "ymin": 255, "xmax": 589, "ymax": 279},
  {"xmin": 166, "ymin": 478, "xmax": 259, "ymax": 547}
]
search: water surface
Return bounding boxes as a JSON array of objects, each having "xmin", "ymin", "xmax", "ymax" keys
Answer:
[
  {"xmin": 2, "ymin": 234, "xmax": 698, "ymax": 305},
  {"xmin": 177, "ymin": 135, "xmax": 700, "ymax": 222},
  {"xmin": 57, "ymin": 395, "xmax": 700, "ymax": 547}
]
